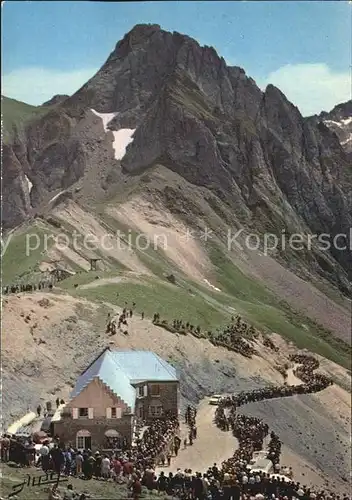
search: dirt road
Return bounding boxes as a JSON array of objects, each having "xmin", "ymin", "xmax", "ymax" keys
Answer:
[
  {"xmin": 286, "ymin": 365, "xmax": 303, "ymax": 386},
  {"xmin": 157, "ymin": 398, "xmax": 237, "ymax": 474}
]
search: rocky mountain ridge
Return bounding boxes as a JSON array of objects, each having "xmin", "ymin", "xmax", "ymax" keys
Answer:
[
  {"xmin": 42, "ymin": 94, "xmax": 70, "ymax": 106},
  {"xmin": 2, "ymin": 23, "xmax": 352, "ymax": 295},
  {"xmin": 317, "ymin": 100, "xmax": 352, "ymax": 154}
]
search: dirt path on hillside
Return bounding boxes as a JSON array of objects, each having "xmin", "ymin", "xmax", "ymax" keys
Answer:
[
  {"xmin": 157, "ymin": 398, "xmax": 237, "ymax": 474},
  {"xmin": 79, "ymin": 272, "xmax": 147, "ymax": 289},
  {"xmin": 286, "ymin": 365, "xmax": 303, "ymax": 386},
  {"xmin": 81, "ymin": 277, "xmax": 124, "ymax": 289}
]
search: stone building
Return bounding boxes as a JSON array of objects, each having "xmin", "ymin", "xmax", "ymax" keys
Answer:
[{"xmin": 52, "ymin": 348, "xmax": 180, "ymax": 451}]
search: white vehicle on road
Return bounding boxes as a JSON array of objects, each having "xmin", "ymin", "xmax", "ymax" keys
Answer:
[{"xmin": 209, "ymin": 395, "xmax": 223, "ymax": 405}]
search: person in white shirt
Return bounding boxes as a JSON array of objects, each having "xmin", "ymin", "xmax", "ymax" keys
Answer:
[
  {"xmin": 110, "ymin": 467, "xmax": 117, "ymax": 482},
  {"xmin": 101, "ymin": 455, "xmax": 111, "ymax": 479},
  {"xmin": 40, "ymin": 444, "xmax": 49, "ymax": 456},
  {"xmin": 40, "ymin": 443, "xmax": 50, "ymax": 471},
  {"xmin": 248, "ymin": 474, "xmax": 255, "ymax": 485},
  {"xmin": 202, "ymin": 474, "xmax": 210, "ymax": 495},
  {"xmin": 75, "ymin": 451, "xmax": 83, "ymax": 475}
]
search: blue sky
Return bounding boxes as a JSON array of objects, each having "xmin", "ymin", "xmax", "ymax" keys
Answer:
[{"xmin": 2, "ymin": 1, "xmax": 351, "ymax": 115}]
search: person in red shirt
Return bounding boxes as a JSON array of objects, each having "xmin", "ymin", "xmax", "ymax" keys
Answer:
[
  {"xmin": 112, "ymin": 457, "xmax": 122, "ymax": 478},
  {"xmin": 123, "ymin": 460, "xmax": 134, "ymax": 476},
  {"xmin": 131, "ymin": 476, "xmax": 142, "ymax": 500}
]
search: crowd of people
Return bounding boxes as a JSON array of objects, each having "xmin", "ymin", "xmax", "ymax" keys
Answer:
[
  {"xmin": 101, "ymin": 299, "xmax": 269, "ymax": 365},
  {"xmin": 2, "ymin": 280, "xmax": 54, "ymax": 295},
  {"xmin": 211, "ymin": 355, "xmax": 342, "ymax": 500},
  {"xmin": 262, "ymin": 337, "xmax": 279, "ymax": 352},
  {"xmin": 289, "ymin": 354, "xmax": 330, "ymax": 387},
  {"xmin": 3, "ymin": 433, "xmax": 350, "ymax": 500},
  {"xmin": 184, "ymin": 405, "xmax": 198, "ymax": 446},
  {"xmin": 209, "ymin": 316, "xmax": 259, "ymax": 358},
  {"xmin": 150, "ymin": 313, "xmax": 261, "ymax": 358},
  {"xmin": 105, "ymin": 300, "xmax": 147, "ymax": 336},
  {"xmin": 106, "ymin": 307, "xmax": 134, "ymax": 335},
  {"xmin": 151, "ymin": 316, "xmax": 204, "ymax": 338},
  {"xmin": 0, "ymin": 433, "xmax": 37, "ymax": 466},
  {"xmin": 132, "ymin": 413, "xmax": 180, "ymax": 469},
  {"xmin": 2, "ymin": 349, "xmax": 348, "ymax": 500},
  {"xmin": 166, "ymin": 320, "xmax": 203, "ymax": 336}
]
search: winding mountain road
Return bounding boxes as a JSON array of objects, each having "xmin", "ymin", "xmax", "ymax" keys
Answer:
[{"xmin": 157, "ymin": 398, "xmax": 237, "ymax": 474}]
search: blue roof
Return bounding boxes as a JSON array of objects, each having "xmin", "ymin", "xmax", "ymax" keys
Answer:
[
  {"xmin": 110, "ymin": 350, "xmax": 178, "ymax": 383},
  {"xmin": 70, "ymin": 349, "xmax": 178, "ymax": 412}
]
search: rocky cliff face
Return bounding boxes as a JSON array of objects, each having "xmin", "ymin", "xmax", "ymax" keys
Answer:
[
  {"xmin": 2, "ymin": 23, "xmax": 351, "ymax": 292},
  {"xmin": 318, "ymin": 100, "xmax": 352, "ymax": 154}
]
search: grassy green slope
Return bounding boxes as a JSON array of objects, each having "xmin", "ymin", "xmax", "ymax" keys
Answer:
[
  {"xmin": 60, "ymin": 249, "xmax": 351, "ymax": 369},
  {"xmin": 61, "ymin": 273, "xmax": 229, "ymax": 331},
  {"xmin": 2, "ymin": 95, "xmax": 50, "ymax": 143},
  {"xmin": 2, "ymin": 218, "xmax": 88, "ymax": 285},
  {"xmin": 206, "ymin": 245, "xmax": 351, "ymax": 368},
  {"xmin": 2, "ymin": 224, "xmax": 54, "ymax": 285},
  {"xmin": 3, "ymin": 211, "xmax": 350, "ymax": 369}
]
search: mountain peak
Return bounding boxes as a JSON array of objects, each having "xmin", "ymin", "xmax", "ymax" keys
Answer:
[
  {"xmin": 121, "ymin": 22, "xmax": 162, "ymax": 43},
  {"xmin": 113, "ymin": 23, "xmax": 163, "ymax": 55},
  {"xmin": 67, "ymin": 23, "xmax": 241, "ymax": 114},
  {"xmin": 2, "ymin": 23, "xmax": 351, "ymax": 300},
  {"xmin": 127, "ymin": 22, "xmax": 161, "ymax": 34}
]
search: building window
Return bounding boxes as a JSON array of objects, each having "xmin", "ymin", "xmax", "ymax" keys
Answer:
[
  {"xmin": 138, "ymin": 386, "xmax": 144, "ymax": 397},
  {"xmin": 149, "ymin": 405, "xmax": 163, "ymax": 417},
  {"xmin": 78, "ymin": 408, "xmax": 88, "ymax": 417},
  {"xmin": 104, "ymin": 429, "xmax": 122, "ymax": 449},
  {"xmin": 77, "ymin": 436, "xmax": 85, "ymax": 449},
  {"xmin": 107, "ymin": 407, "xmax": 122, "ymax": 419},
  {"xmin": 76, "ymin": 430, "xmax": 91, "ymax": 450},
  {"xmin": 150, "ymin": 384, "xmax": 160, "ymax": 396}
]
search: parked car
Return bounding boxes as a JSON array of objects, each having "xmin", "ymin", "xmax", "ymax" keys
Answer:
[{"xmin": 209, "ymin": 395, "xmax": 222, "ymax": 405}]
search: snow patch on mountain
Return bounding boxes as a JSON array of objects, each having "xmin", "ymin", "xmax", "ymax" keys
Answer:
[
  {"xmin": 324, "ymin": 118, "xmax": 352, "ymax": 129},
  {"xmin": 203, "ymin": 279, "xmax": 221, "ymax": 292},
  {"xmin": 341, "ymin": 117, "xmax": 352, "ymax": 126},
  {"xmin": 91, "ymin": 109, "xmax": 117, "ymax": 130},
  {"xmin": 323, "ymin": 114, "xmax": 352, "ymax": 152},
  {"xmin": 49, "ymin": 190, "xmax": 66, "ymax": 204},
  {"xmin": 111, "ymin": 129, "xmax": 136, "ymax": 160},
  {"xmin": 91, "ymin": 109, "xmax": 135, "ymax": 160},
  {"xmin": 341, "ymin": 137, "xmax": 352, "ymax": 146},
  {"xmin": 25, "ymin": 175, "xmax": 33, "ymax": 208},
  {"xmin": 25, "ymin": 175, "xmax": 33, "ymax": 194}
]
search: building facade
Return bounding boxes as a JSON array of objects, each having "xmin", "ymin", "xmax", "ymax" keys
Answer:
[{"xmin": 53, "ymin": 348, "xmax": 179, "ymax": 451}]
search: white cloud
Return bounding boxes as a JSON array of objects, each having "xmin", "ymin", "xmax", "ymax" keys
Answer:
[
  {"xmin": 1, "ymin": 67, "xmax": 99, "ymax": 105},
  {"xmin": 258, "ymin": 63, "xmax": 351, "ymax": 116}
]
